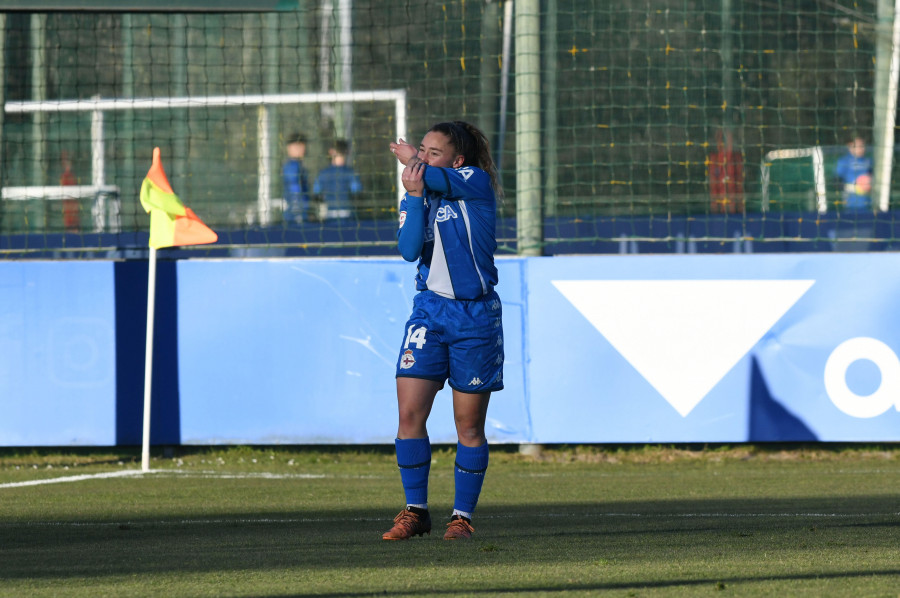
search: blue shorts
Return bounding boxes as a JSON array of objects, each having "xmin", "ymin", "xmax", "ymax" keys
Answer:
[{"xmin": 395, "ymin": 290, "xmax": 504, "ymax": 393}]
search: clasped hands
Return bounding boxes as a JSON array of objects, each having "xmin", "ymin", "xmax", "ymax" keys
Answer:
[{"xmin": 391, "ymin": 139, "xmax": 424, "ymax": 196}]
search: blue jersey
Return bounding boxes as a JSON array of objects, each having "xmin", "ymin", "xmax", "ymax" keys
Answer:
[
  {"xmin": 313, "ymin": 165, "xmax": 362, "ymax": 212},
  {"xmin": 835, "ymin": 153, "xmax": 873, "ymax": 210},
  {"xmin": 282, "ymin": 159, "xmax": 310, "ymax": 221},
  {"xmin": 397, "ymin": 165, "xmax": 498, "ymax": 300}
]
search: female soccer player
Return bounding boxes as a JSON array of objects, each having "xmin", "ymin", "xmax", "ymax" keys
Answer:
[{"xmin": 383, "ymin": 121, "xmax": 504, "ymax": 541}]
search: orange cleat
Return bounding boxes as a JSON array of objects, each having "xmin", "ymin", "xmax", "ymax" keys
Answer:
[
  {"xmin": 382, "ymin": 508, "xmax": 432, "ymax": 540},
  {"xmin": 443, "ymin": 515, "xmax": 475, "ymax": 540}
]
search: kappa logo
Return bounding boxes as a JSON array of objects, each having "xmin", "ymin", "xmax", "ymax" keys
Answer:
[
  {"xmin": 435, "ymin": 205, "xmax": 458, "ymax": 222},
  {"xmin": 468, "ymin": 377, "xmax": 483, "ymax": 386}
]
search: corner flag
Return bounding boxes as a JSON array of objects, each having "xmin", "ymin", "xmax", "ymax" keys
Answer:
[
  {"xmin": 140, "ymin": 147, "xmax": 217, "ymax": 249},
  {"xmin": 139, "ymin": 147, "xmax": 217, "ymax": 472}
]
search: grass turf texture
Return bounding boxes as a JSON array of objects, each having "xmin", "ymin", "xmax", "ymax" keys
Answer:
[{"xmin": 0, "ymin": 444, "xmax": 898, "ymax": 597}]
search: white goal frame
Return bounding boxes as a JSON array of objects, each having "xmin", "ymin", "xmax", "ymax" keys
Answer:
[
  {"xmin": 4, "ymin": 89, "xmax": 408, "ymax": 226},
  {"xmin": 760, "ymin": 147, "xmax": 828, "ymax": 214}
]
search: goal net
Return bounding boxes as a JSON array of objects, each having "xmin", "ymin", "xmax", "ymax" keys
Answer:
[
  {"xmin": 0, "ymin": 4, "xmax": 896, "ymax": 255},
  {"xmin": 3, "ymin": 91, "xmax": 406, "ymax": 235}
]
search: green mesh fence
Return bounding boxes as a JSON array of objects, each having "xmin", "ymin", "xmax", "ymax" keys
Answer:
[{"xmin": 0, "ymin": 1, "xmax": 895, "ymax": 256}]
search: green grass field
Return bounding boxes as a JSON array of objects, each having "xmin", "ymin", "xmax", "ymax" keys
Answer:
[{"xmin": 0, "ymin": 444, "xmax": 897, "ymax": 597}]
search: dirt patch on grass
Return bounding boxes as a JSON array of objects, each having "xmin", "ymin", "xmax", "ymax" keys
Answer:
[{"xmin": 507, "ymin": 443, "xmax": 900, "ymax": 465}]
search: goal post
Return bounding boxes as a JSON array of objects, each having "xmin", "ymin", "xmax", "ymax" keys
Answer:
[
  {"xmin": 1, "ymin": 184, "xmax": 120, "ymax": 232},
  {"xmin": 3, "ymin": 89, "xmax": 408, "ymax": 227},
  {"xmin": 760, "ymin": 147, "xmax": 828, "ymax": 214},
  {"xmin": 759, "ymin": 145, "xmax": 882, "ymax": 215},
  {"xmin": 0, "ymin": 1, "xmax": 297, "ymax": 11}
]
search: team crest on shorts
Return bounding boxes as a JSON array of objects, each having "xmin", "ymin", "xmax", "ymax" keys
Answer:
[{"xmin": 400, "ymin": 349, "xmax": 416, "ymax": 369}]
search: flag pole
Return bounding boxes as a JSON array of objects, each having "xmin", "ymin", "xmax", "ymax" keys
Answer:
[
  {"xmin": 141, "ymin": 245, "xmax": 158, "ymax": 472},
  {"xmin": 139, "ymin": 146, "xmax": 217, "ymax": 472}
]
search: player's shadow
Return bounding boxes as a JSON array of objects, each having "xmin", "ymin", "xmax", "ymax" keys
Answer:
[{"xmin": 1, "ymin": 495, "xmax": 896, "ymax": 594}]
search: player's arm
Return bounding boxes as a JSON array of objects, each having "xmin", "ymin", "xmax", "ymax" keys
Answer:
[
  {"xmin": 283, "ymin": 161, "xmax": 301, "ymax": 194},
  {"xmin": 300, "ymin": 166, "xmax": 311, "ymax": 200},
  {"xmin": 390, "ymin": 139, "xmax": 418, "ymax": 165},
  {"xmin": 397, "ymin": 160, "xmax": 426, "ymax": 261},
  {"xmin": 397, "ymin": 194, "xmax": 425, "ymax": 261},
  {"xmin": 420, "ymin": 166, "xmax": 490, "ymax": 202}
]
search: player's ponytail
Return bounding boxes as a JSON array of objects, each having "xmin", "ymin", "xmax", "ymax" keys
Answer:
[{"xmin": 429, "ymin": 121, "xmax": 504, "ymax": 199}]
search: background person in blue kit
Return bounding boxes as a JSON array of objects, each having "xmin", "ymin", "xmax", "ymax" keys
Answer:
[
  {"xmin": 383, "ymin": 121, "xmax": 504, "ymax": 541},
  {"xmin": 313, "ymin": 139, "xmax": 362, "ymax": 220},
  {"xmin": 835, "ymin": 135, "xmax": 873, "ymax": 212},
  {"xmin": 281, "ymin": 132, "xmax": 310, "ymax": 224}
]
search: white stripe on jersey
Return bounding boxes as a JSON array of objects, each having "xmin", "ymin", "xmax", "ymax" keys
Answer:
[
  {"xmin": 426, "ymin": 222, "xmax": 455, "ymax": 298},
  {"xmin": 457, "ymin": 201, "xmax": 488, "ymax": 296}
]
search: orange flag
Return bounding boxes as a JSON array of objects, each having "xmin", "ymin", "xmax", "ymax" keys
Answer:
[{"xmin": 139, "ymin": 148, "xmax": 217, "ymax": 249}]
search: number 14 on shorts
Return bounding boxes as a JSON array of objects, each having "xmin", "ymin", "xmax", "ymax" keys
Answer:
[{"xmin": 404, "ymin": 325, "xmax": 427, "ymax": 349}]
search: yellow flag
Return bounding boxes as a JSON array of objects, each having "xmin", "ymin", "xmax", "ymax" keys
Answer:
[{"xmin": 140, "ymin": 148, "xmax": 217, "ymax": 249}]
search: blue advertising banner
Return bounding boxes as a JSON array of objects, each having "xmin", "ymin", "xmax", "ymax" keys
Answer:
[
  {"xmin": 0, "ymin": 261, "xmax": 116, "ymax": 445},
  {"xmin": 176, "ymin": 259, "xmax": 529, "ymax": 444},
  {"xmin": 2, "ymin": 253, "xmax": 898, "ymax": 446},
  {"xmin": 526, "ymin": 254, "xmax": 900, "ymax": 442}
]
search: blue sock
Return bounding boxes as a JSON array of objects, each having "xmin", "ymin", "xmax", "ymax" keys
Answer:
[
  {"xmin": 395, "ymin": 437, "xmax": 431, "ymax": 508},
  {"xmin": 453, "ymin": 441, "xmax": 489, "ymax": 516}
]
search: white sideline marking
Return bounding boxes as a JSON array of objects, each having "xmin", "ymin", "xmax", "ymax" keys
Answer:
[
  {"xmin": 0, "ymin": 469, "xmax": 333, "ymax": 489},
  {"xmin": 0, "ymin": 470, "xmax": 145, "ymax": 488},
  {"xmin": 151, "ymin": 470, "xmax": 331, "ymax": 480},
  {"xmin": 2, "ymin": 471, "xmax": 896, "ymax": 528},
  {"xmin": 0, "ymin": 512, "xmax": 896, "ymax": 529}
]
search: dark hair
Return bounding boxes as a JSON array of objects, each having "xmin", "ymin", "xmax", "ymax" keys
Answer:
[
  {"xmin": 428, "ymin": 121, "xmax": 503, "ymax": 199},
  {"xmin": 286, "ymin": 132, "xmax": 306, "ymax": 145},
  {"xmin": 332, "ymin": 139, "xmax": 350, "ymax": 155}
]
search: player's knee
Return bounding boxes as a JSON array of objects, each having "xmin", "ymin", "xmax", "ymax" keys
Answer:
[
  {"xmin": 398, "ymin": 407, "xmax": 428, "ymax": 434},
  {"xmin": 454, "ymin": 421, "xmax": 486, "ymax": 446}
]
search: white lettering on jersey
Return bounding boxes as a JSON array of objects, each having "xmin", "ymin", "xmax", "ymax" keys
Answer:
[
  {"xmin": 435, "ymin": 205, "xmax": 458, "ymax": 222},
  {"xmin": 457, "ymin": 167, "xmax": 475, "ymax": 181}
]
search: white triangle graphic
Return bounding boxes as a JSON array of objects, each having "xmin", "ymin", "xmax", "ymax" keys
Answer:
[{"xmin": 552, "ymin": 280, "xmax": 815, "ymax": 417}]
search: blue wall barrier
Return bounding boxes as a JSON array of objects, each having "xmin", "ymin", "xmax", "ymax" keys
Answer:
[
  {"xmin": 0, "ymin": 262, "xmax": 117, "ymax": 445},
  {"xmin": 4, "ymin": 212, "xmax": 900, "ymax": 260},
  {"xmin": 175, "ymin": 259, "xmax": 529, "ymax": 445},
  {"xmin": 1, "ymin": 253, "xmax": 898, "ymax": 446},
  {"xmin": 526, "ymin": 254, "xmax": 900, "ymax": 443}
]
